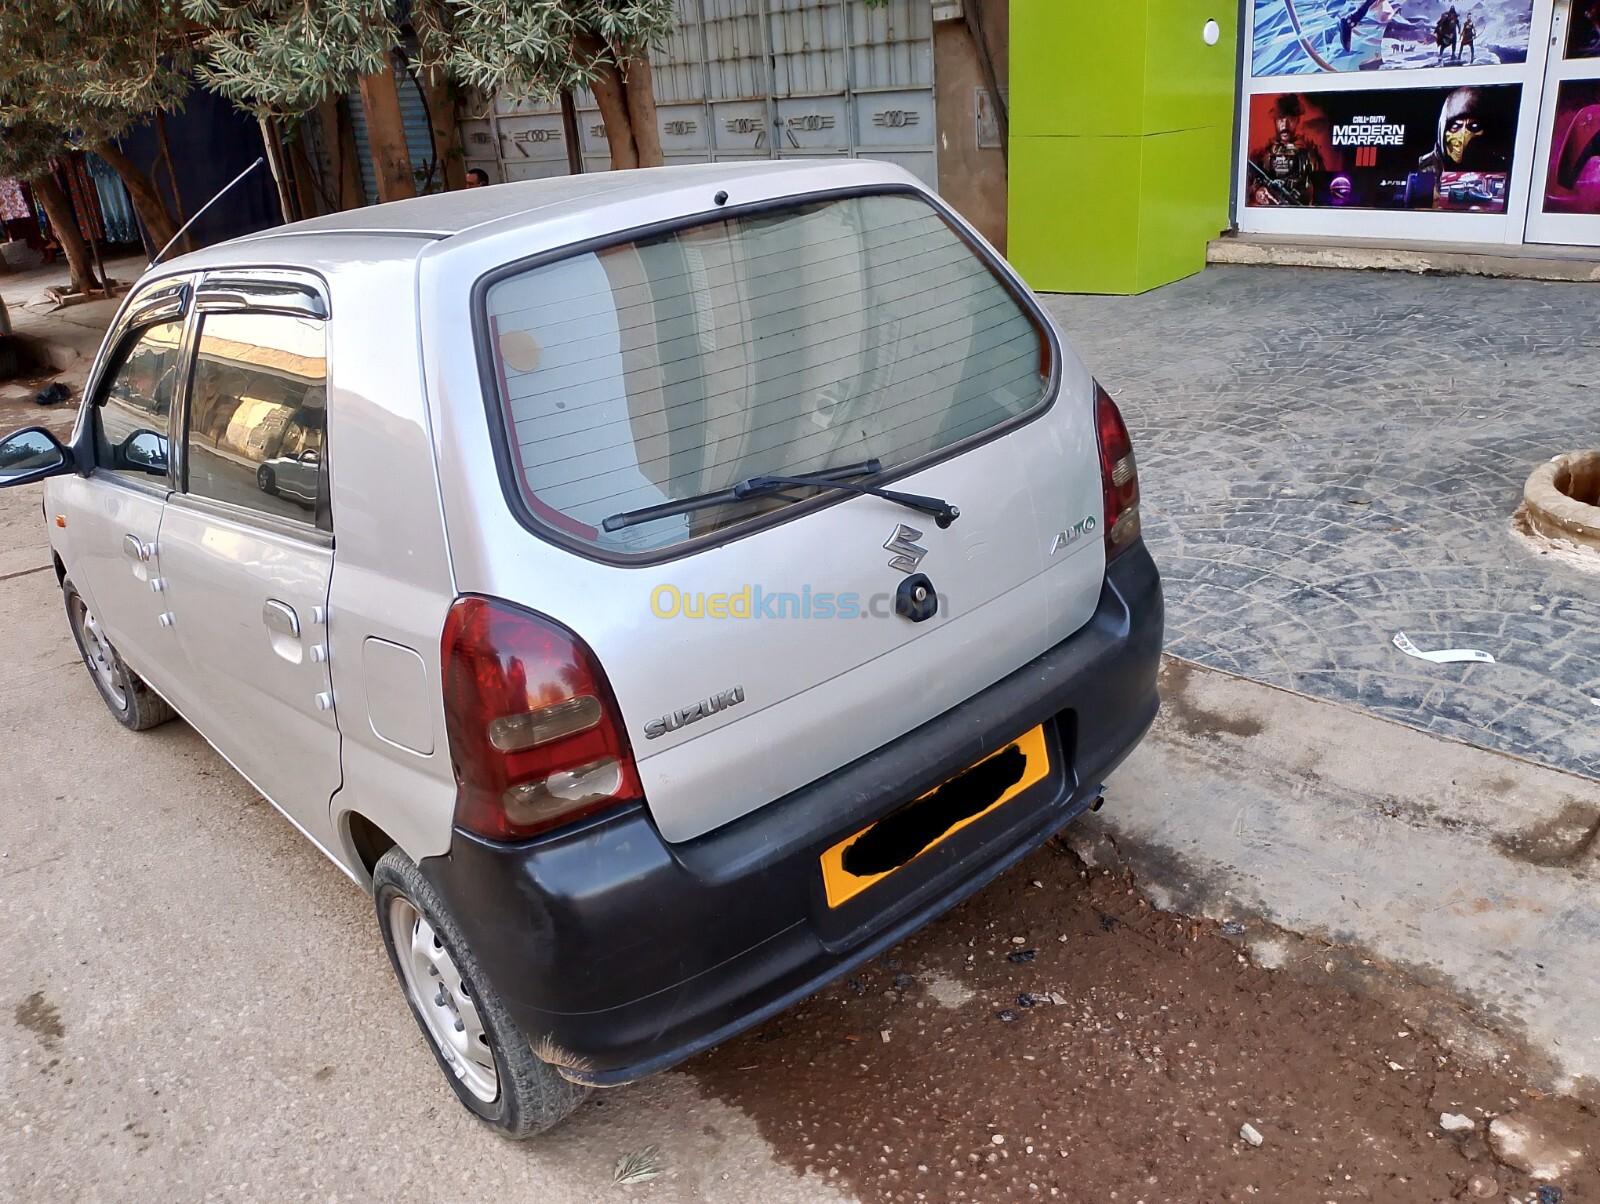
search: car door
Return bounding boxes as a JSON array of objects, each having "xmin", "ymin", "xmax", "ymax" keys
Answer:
[
  {"xmin": 53, "ymin": 283, "xmax": 193, "ymax": 707},
  {"xmin": 156, "ymin": 275, "xmax": 343, "ymax": 852}
]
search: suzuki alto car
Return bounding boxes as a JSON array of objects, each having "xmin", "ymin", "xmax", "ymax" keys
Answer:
[{"xmin": 0, "ymin": 161, "xmax": 1162, "ymax": 1137}]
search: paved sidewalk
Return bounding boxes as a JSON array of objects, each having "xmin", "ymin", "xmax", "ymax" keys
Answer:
[
  {"xmin": 1047, "ymin": 266, "xmax": 1600, "ymax": 781},
  {"xmin": 1, "ymin": 253, "xmax": 142, "ymax": 371}
]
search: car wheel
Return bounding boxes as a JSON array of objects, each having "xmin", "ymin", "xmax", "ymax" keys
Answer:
[
  {"xmin": 63, "ymin": 580, "xmax": 175, "ymax": 731},
  {"xmin": 257, "ymin": 465, "xmax": 276, "ymax": 494},
  {"xmin": 372, "ymin": 846, "xmax": 590, "ymax": 1139}
]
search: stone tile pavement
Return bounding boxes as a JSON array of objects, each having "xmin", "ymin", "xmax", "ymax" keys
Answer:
[{"xmin": 1046, "ymin": 265, "xmax": 1600, "ymax": 781}]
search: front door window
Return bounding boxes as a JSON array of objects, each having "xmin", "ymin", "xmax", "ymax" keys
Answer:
[{"xmin": 94, "ymin": 320, "xmax": 185, "ymax": 481}]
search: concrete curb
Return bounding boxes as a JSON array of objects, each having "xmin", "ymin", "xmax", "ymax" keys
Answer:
[
  {"xmin": 1208, "ymin": 234, "xmax": 1600, "ymax": 283},
  {"xmin": 1098, "ymin": 655, "xmax": 1600, "ymax": 1099}
]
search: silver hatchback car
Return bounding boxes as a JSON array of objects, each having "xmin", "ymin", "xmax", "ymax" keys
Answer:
[{"xmin": 0, "ymin": 161, "xmax": 1161, "ymax": 1137}]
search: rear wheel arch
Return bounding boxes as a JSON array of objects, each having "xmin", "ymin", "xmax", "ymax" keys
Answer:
[{"xmin": 344, "ymin": 810, "xmax": 399, "ymax": 886}]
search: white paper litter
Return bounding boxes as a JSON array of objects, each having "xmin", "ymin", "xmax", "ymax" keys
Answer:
[{"xmin": 1392, "ymin": 632, "xmax": 1495, "ymax": 665}]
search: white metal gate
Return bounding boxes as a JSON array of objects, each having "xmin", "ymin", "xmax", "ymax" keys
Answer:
[{"xmin": 458, "ymin": 0, "xmax": 935, "ymax": 188}]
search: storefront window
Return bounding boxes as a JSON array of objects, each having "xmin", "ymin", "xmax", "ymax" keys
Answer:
[{"xmin": 1238, "ymin": 0, "xmax": 1600, "ymax": 244}]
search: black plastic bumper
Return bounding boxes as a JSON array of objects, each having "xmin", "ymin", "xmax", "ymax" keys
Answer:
[{"xmin": 420, "ymin": 541, "xmax": 1163, "ymax": 1086}]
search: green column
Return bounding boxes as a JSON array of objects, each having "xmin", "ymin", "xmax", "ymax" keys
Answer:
[{"xmin": 1008, "ymin": 0, "xmax": 1238, "ymax": 294}]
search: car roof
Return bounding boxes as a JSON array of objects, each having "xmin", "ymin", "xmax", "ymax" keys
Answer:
[{"xmin": 157, "ymin": 160, "xmax": 914, "ymax": 276}]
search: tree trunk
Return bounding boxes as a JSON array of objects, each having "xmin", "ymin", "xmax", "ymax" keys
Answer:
[
  {"xmin": 419, "ymin": 66, "xmax": 467, "ymax": 191},
  {"xmin": 317, "ymin": 99, "xmax": 366, "ymax": 210},
  {"xmin": 587, "ymin": 56, "xmax": 640, "ymax": 171},
  {"xmin": 621, "ymin": 53, "xmax": 664, "ymax": 169},
  {"xmin": 93, "ymin": 140, "xmax": 179, "ymax": 251},
  {"xmin": 154, "ymin": 113, "xmax": 188, "ymax": 228},
  {"xmin": 285, "ymin": 120, "xmax": 326, "ymax": 218},
  {"xmin": 257, "ymin": 115, "xmax": 298, "ymax": 222},
  {"xmin": 357, "ymin": 63, "xmax": 418, "ymax": 201},
  {"xmin": 32, "ymin": 172, "xmax": 100, "ymax": 295}
]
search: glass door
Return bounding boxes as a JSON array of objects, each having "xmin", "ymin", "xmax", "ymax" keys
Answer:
[{"xmin": 1524, "ymin": 0, "xmax": 1600, "ymax": 243}]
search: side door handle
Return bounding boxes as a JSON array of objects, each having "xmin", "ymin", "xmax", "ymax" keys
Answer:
[
  {"xmin": 262, "ymin": 599, "xmax": 301, "ymax": 639},
  {"xmin": 123, "ymin": 534, "xmax": 151, "ymax": 562}
]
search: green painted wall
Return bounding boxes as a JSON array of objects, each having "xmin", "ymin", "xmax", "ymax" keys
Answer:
[{"xmin": 1008, "ymin": 0, "xmax": 1239, "ymax": 294}]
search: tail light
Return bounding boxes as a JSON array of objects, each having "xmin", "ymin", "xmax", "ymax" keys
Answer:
[
  {"xmin": 1094, "ymin": 382, "xmax": 1141, "ymax": 559},
  {"xmin": 441, "ymin": 596, "xmax": 641, "ymax": 841}
]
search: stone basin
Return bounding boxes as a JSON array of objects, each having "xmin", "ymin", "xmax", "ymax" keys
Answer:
[{"xmin": 1521, "ymin": 450, "xmax": 1600, "ymax": 552}]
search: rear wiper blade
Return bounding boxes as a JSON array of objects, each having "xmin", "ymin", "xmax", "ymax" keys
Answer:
[
  {"xmin": 602, "ymin": 459, "xmax": 882, "ymax": 533},
  {"xmin": 733, "ymin": 470, "xmax": 960, "ymax": 529},
  {"xmin": 600, "ymin": 458, "xmax": 961, "ymax": 533}
]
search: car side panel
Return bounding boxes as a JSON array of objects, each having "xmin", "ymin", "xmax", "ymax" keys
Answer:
[{"xmin": 320, "ymin": 250, "xmax": 462, "ymax": 876}]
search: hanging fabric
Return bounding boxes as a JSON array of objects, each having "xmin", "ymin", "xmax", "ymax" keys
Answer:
[
  {"xmin": 59, "ymin": 154, "xmax": 106, "ymax": 243},
  {"xmin": 0, "ymin": 177, "xmax": 30, "ymax": 222},
  {"xmin": 86, "ymin": 154, "xmax": 139, "ymax": 244}
]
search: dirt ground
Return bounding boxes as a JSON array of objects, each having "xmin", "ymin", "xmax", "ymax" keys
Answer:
[
  {"xmin": 0, "ymin": 369, "xmax": 81, "ymax": 436},
  {"xmin": 695, "ymin": 843, "xmax": 1598, "ymax": 1204}
]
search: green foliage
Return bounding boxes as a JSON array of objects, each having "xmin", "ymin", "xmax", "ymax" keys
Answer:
[
  {"xmin": 419, "ymin": 0, "xmax": 676, "ymax": 101},
  {"xmin": 0, "ymin": 117, "xmax": 70, "ymax": 180},
  {"xmin": 194, "ymin": 0, "xmax": 678, "ymax": 117},
  {"xmin": 0, "ymin": 0, "xmax": 680, "ymax": 164},
  {"xmin": 0, "ymin": 0, "xmax": 191, "ymax": 172},
  {"xmin": 190, "ymin": 0, "xmax": 398, "ymax": 114}
]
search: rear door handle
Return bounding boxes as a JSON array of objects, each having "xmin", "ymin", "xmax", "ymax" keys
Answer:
[
  {"xmin": 123, "ymin": 534, "xmax": 150, "ymax": 562},
  {"xmin": 262, "ymin": 599, "xmax": 301, "ymax": 639}
]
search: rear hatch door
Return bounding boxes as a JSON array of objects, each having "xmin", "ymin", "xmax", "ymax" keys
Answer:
[{"xmin": 476, "ymin": 190, "xmax": 1107, "ymax": 842}]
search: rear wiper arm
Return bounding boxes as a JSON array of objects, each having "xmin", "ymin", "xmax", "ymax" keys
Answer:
[
  {"xmin": 600, "ymin": 459, "xmax": 961, "ymax": 533},
  {"xmin": 733, "ymin": 470, "xmax": 960, "ymax": 529}
]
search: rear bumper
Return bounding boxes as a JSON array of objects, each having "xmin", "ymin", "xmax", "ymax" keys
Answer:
[{"xmin": 420, "ymin": 542, "xmax": 1163, "ymax": 1086}]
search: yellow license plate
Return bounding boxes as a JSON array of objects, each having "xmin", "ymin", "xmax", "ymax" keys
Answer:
[{"xmin": 819, "ymin": 725, "xmax": 1051, "ymax": 908}]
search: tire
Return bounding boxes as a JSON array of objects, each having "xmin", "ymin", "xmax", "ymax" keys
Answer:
[
  {"xmin": 257, "ymin": 465, "xmax": 276, "ymax": 494},
  {"xmin": 63, "ymin": 580, "xmax": 176, "ymax": 732},
  {"xmin": 372, "ymin": 846, "xmax": 590, "ymax": 1139}
]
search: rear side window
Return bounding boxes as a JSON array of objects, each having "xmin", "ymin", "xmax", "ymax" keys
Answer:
[
  {"xmin": 483, "ymin": 192, "xmax": 1051, "ymax": 556},
  {"xmin": 185, "ymin": 311, "xmax": 330, "ymax": 530}
]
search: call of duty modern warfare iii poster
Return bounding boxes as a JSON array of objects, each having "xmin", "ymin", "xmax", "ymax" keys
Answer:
[
  {"xmin": 1246, "ymin": 85, "xmax": 1522, "ymax": 211},
  {"xmin": 1252, "ymin": 0, "xmax": 1533, "ymax": 74}
]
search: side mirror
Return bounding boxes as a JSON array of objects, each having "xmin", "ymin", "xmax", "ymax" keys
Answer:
[
  {"xmin": 116, "ymin": 429, "xmax": 169, "ymax": 476},
  {"xmin": 301, "ymin": 448, "xmax": 320, "ymax": 465},
  {"xmin": 0, "ymin": 426, "xmax": 73, "ymax": 486}
]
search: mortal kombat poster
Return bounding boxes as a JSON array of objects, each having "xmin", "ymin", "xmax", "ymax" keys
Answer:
[{"xmin": 1246, "ymin": 85, "xmax": 1521, "ymax": 211}]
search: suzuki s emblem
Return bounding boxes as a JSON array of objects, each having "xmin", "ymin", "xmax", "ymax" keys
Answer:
[
  {"xmin": 884, "ymin": 523, "xmax": 928, "ymax": 574},
  {"xmin": 1051, "ymin": 516, "xmax": 1098, "ymax": 554}
]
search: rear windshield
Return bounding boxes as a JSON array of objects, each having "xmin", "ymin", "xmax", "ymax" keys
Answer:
[{"xmin": 482, "ymin": 192, "xmax": 1051, "ymax": 556}]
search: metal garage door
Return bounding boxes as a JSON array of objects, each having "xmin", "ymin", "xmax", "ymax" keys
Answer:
[{"xmin": 461, "ymin": 0, "xmax": 935, "ymax": 188}]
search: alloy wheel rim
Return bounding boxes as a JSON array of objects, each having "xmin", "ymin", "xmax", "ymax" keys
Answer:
[
  {"xmin": 389, "ymin": 896, "xmax": 499, "ymax": 1103},
  {"xmin": 73, "ymin": 597, "xmax": 126, "ymax": 709}
]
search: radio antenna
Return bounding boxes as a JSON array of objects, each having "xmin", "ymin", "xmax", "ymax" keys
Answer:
[{"xmin": 150, "ymin": 156, "xmax": 267, "ymax": 266}]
